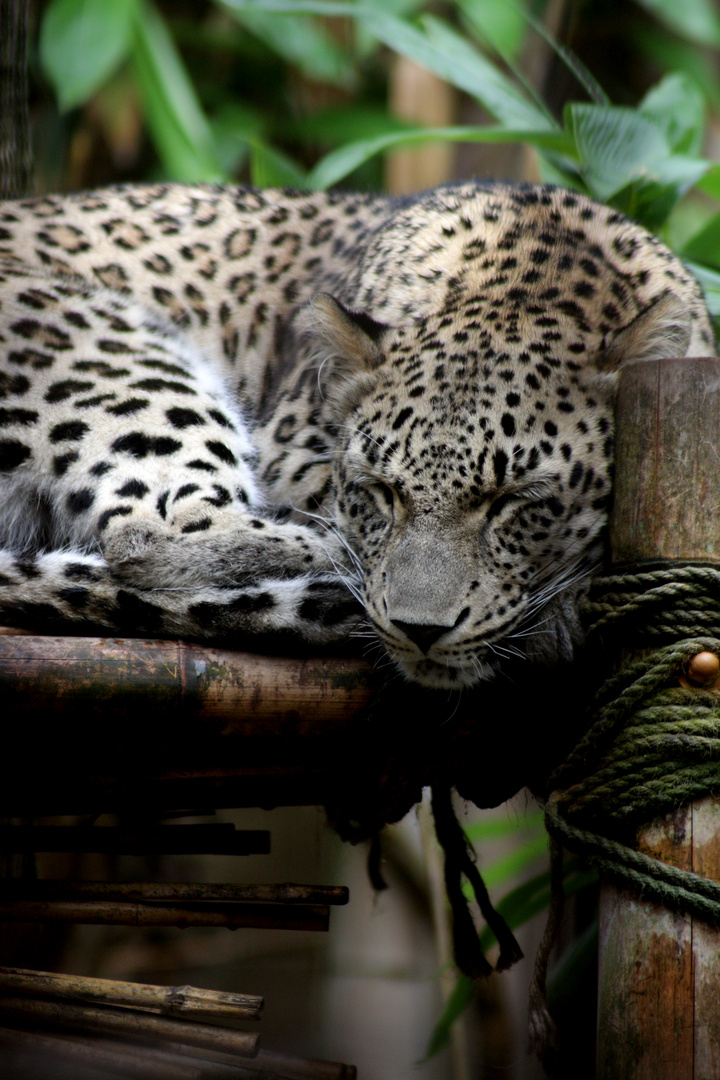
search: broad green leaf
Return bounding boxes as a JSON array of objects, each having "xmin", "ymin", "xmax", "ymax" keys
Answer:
[
  {"xmin": 131, "ymin": 1, "xmax": 224, "ymax": 182},
  {"xmin": 566, "ymin": 103, "xmax": 672, "ymax": 201},
  {"xmin": 611, "ymin": 156, "xmax": 711, "ymax": 232},
  {"xmin": 210, "ymin": 102, "xmax": 266, "ymax": 174},
  {"xmin": 510, "ymin": 1, "xmax": 609, "ymax": 105},
  {"xmin": 222, "ymin": 4, "xmax": 356, "ymax": 88},
  {"xmin": 633, "ymin": 0, "xmax": 720, "ymax": 46},
  {"xmin": 632, "ymin": 23, "xmax": 720, "ymax": 112},
  {"xmin": 306, "ymin": 124, "xmax": 575, "ymax": 190},
  {"xmin": 250, "ymin": 142, "xmax": 308, "ymax": 187},
  {"xmin": 470, "ymin": 833, "xmax": 549, "ymax": 891},
  {"xmin": 40, "ymin": 0, "xmax": 138, "ymax": 111},
  {"xmin": 696, "ymin": 164, "xmax": 720, "ymax": 201},
  {"xmin": 287, "ymin": 106, "xmax": 419, "ymax": 145},
  {"xmin": 223, "ymin": 2, "xmax": 555, "ymax": 131},
  {"xmin": 392, "ymin": 13, "xmax": 556, "ymax": 131},
  {"xmin": 639, "ymin": 73, "xmax": 705, "ymax": 155},
  {"xmin": 457, "ymin": 0, "xmax": 528, "ymax": 58}
]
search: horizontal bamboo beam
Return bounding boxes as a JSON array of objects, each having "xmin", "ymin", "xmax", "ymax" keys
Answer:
[
  {"xmin": 0, "ymin": 967, "xmax": 263, "ymax": 1021},
  {"xmin": 0, "ymin": 635, "xmax": 377, "ymax": 731},
  {"xmin": 252, "ymin": 1050, "xmax": 358, "ymax": 1080},
  {"xmin": 0, "ymin": 1027, "xmax": 358, "ymax": 1080},
  {"xmin": 0, "ymin": 881, "xmax": 349, "ymax": 905},
  {"xmin": 0, "ymin": 996, "xmax": 260, "ymax": 1058},
  {"xmin": 0, "ymin": 1027, "xmax": 203, "ymax": 1080},
  {"xmin": 0, "ymin": 825, "xmax": 269, "ymax": 855},
  {"xmin": 0, "ymin": 900, "xmax": 330, "ymax": 931}
]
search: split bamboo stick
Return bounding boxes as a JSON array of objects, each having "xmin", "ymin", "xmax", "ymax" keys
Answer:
[
  {"xmin": 0, "ymin": 996, "xmax": 260, "ymax": 1057},
  {"xmin": 0, "ymin": 966, "xmax": 263, "ymax": 1021},
  {"xmin": 0, "ymin": 900, "xmax": 330, "ymax": 931},
  {"xmin": 0, "ymin": 1026, "xmax": 205, "ymax": 1080},
  {"xmin": 0, "ymin": 881, "xmax": 348, "ymax": 905}
]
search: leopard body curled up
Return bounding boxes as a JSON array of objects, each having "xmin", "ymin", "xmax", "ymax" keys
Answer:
[{"xmin": 0, "ymin": 180, "xmax": 714, "ymax": 688}]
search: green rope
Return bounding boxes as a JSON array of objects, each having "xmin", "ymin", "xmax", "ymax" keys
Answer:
[
  {"xmin": 543, "ymin": 564, "xmax": 720, "ymax": 915},
  {"xmin": 530, "ymin": 566, "xmax": 720, "ymax": 1069}
]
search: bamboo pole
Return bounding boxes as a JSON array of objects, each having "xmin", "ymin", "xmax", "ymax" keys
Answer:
[
  {"xmin": 0, "ymin": 638, "xmax": 377, "ymax": 730},
  {"xmin": 0, "ymin": 996, "xmax": 260, "ymax": 1057},
  {"xmin": 0, "ymin": 900, "xmax": 330, "ymax": 931},
  {"xmin": 0, "ymin": 967, "xmax": 263, "ymax": 1021},
  {"xmin": 0, "ymin": 881, "xmax": 349, "ymax": 905},
  {"xmin": 596, "ymin": 357, "xmax": 720, "ymax": 1078},
  {"xmin": 0, "ymin": 1027, "xmax": 205, "ymax": 1080},
  {"xmin": 0, "ymin": 1028, "xmax": 358, "ymax": 1080}
]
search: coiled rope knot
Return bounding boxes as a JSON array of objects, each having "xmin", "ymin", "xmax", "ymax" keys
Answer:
[{"xmin": 530, "ymin": 564, "xmax": 720, "ymax": 1068}]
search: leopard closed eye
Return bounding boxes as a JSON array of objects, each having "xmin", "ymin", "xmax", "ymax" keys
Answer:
[{"xmin": 0, "ymin": 180, "xmax": 714, "ymax": 687}]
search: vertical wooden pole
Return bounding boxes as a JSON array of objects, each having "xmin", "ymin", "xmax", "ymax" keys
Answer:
[{"xmin": 596, "ymin": 357, "xmax": 720, "ymax": 1078}]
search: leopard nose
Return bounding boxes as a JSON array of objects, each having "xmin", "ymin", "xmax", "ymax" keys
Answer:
[{"xmin": 390, "ymin": 619, "xmax": 450, "ymax": 654}]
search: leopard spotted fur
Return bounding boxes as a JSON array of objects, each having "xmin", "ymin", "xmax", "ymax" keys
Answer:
[{"xmin": 0, "ymin": 180, "xmax": 714, "ymax": 687}]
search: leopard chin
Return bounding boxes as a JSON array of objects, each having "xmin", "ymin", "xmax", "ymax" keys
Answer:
[{"xmin": 391, "ymin": 653, "xmax": 496, "ymax": 690}]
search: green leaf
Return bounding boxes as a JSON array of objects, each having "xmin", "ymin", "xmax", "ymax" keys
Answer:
[
  {"xmin": 222, "ymin": 3, "xmax": 356, "ymax": 88},
  {"xmin": 632, "ymin": 24, "xmax": 720, "ymax": 112},
  {"xmin": 685, "ymin": 261, "xmax": 720, "ymax": 317},
  {"xmin": 306, "ymin": 124, "xmax": 575, "ymax": 190},
  {"xmin": 696, "ymin": 164, "xmax": 720, "ymax": 201},
  {"xmin": 463, "ymin": 808, "xmax": 545, "ymax": 843},
  {"xmin": 286, "ymin": 106, "xmax": 419, "ymax": 146},
  {"xmin": 425, "ymin": 862, "xmax": 598, "ymax": 1058},
  {"xmin": 566, "ymin": 102, "xmax": 671, "ymax": 201},
  {"xmin": 610, "ymin": 156, "xmax": 711, "ymax": 232},
  {"xmin": 423, "ymin": 974, "xmax": 475, "ymax": 1058},
  {"xmin": 250, "ymin": 142, "xmax": 308, "ymax": 187},
  {"xmin": 389, "ymin": 13, "xmax": 556, "ymax": 131},
  {"xmin": 456, "ymin": 0, "xmax": 528, "ymax": 58},
  {"xmin": 223, "ymin": 2, "xmax": 556, "ymax": 131},
  {"xmin": 470, "ymin": 833, "xmax": 549, "ymax": 892},
  {"xmin": 210, "ymin": 102, "xmax": 266, "ymax": 174},
  {"xmin": 40, "ymin": 0, "xmax": 138, "ymax": 111},
  {"xmin": 633, "ymin": 0, "xmax": 720, "ymax": 46},
  {"xmin": 131, "ymin": 1, "xmax": 225, "ymax": 183},
  {"xmin": 639, "ymin": 73, "xmax": 705, "ymax": 155}
]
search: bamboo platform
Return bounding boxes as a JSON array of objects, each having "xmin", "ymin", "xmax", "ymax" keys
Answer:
[{"xmin": 0, "ymin": 633, "xmax": 380, "ymax": 814}]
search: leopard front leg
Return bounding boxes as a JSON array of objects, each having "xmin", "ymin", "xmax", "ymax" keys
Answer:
[{"xmin": 59, "ymin": 422, "xmax": 361, "ymax": 645}]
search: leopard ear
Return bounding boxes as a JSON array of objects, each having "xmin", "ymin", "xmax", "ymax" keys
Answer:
[
  {"xmin": 309, "ymin": 293, "xmax": 387, "ymax": 370},
  {"xmin": 304, "ymin": 293, "xmax": 389, "ymax": 419},
  {"xmin": 599, "ymin": 292, "xmax": 692, "ymax": 371}
]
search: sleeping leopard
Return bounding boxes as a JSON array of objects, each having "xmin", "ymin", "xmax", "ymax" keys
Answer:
[{"xmin": 0, "ymin": 180, "xmax": 714, "ymax": 688}]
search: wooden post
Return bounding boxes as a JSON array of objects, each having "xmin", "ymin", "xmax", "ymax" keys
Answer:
[{"xmin": 596, "ymin": 357, "xmax": 720, "ymax": 1078}]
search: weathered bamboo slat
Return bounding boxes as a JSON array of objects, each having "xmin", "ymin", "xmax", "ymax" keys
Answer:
[
  {"xmin": 0, "ymin": 636, "xmax": 377, "ymax": 729},
  {"xmin": 597, "ymin": 356, "xmax": 720, "ymax": 1079},
  {"xmin": 0, "ymin": 881, "xmax": 349, "ymax": 905},
  {"xmin": 0, "ymin": 900, "xmax": 330, "ymax": 931},
  {"xmin": 0, "ymin": 1027, "xmax": 357, "ymax": 1080},
  {"xmin": 0, "ymin": 967, "xmax": 263, "ymax": 1021},
  {"xmin": 165, "ymin": 1043, "xmax": 358, "ymax": 1080},
  {"xmin": 0, "ymin": 824, "xmax": 269, "ymax": 855},
  {"xmin": 0, "ymin": 1027, "xmax": 204, "ymax": 1080},
  {"xmin": 0, "ymin": 996, "xmax": 260, "ymax": 1057},
  {"xmin": 251, "ymin": 1050, "xmax": 358, "ymax": 1080}
]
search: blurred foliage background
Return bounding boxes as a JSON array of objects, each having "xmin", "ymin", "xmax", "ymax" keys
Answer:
[
  {"xmin": 27, "ymin": 0, "xmax": 720, "ymax": 313},
  {"xmin": 13, "ymin": 1, "xmax": 720, "ymax": 1075}
]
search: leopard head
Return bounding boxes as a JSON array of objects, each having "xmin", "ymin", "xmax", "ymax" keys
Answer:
[{"xmin": 308, "ymin": 290, "xmax": 691, "ymax": 688}]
